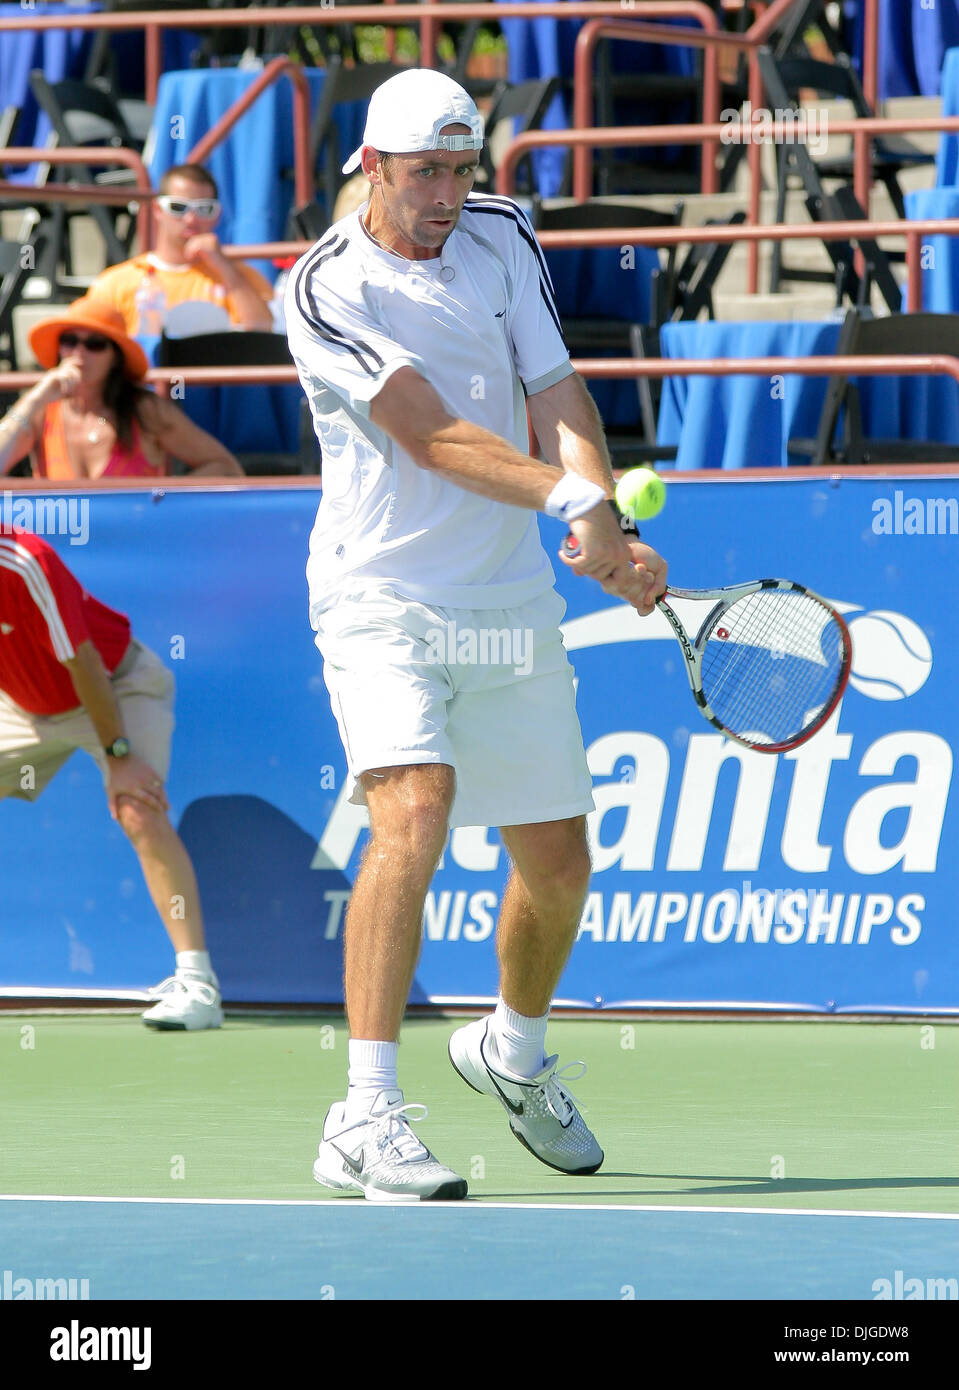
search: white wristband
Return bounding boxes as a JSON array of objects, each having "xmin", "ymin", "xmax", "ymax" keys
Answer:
[{"xmin": 544, "ymin": 473, "xmax": 607, "ymax": 522}]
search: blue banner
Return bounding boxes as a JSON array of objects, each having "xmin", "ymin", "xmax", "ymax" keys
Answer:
[{"xmin": 2, "ymin": 476, "xmax": 957, "ymax": 1013}]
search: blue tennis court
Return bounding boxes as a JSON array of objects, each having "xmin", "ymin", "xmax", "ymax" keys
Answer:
[{"xmin": 2, "ymin": 1196, "xmax": 957, "ymax": 1301}]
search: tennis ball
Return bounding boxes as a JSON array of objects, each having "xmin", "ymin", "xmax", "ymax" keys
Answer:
[{"xmin": 615, "ymin": 467, "xmax": 666, "ymax": 521}]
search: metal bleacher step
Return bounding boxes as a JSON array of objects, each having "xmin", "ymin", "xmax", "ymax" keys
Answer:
[
  {"xmin": 632, "ymin": 91, "xmax": 939, "ymax": 319},
  {"xmin": 710, "ymin": 289, "xmax": 843, "ymax": 322}
]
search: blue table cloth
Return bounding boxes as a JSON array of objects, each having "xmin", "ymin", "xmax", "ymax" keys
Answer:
[
  {"xmin": 657, "ymin": 318, "xmax": 959, "ymax": 469},
  {"xmin": 500, "ymin": 1, "xmax": 699, "ymax": 197},
  {"xmin": 0, "ymin": 1, "xmax": 100, "ymax": 178},
  {"xmin": 148, "ymin": 66, "xmax": 365, "ymax": 280},
  {"xmin": 657, "ymin": 320, "xmax": 840, "ymax": 469},
  {"xmin": 847, "ymin": 0, "xmax": 959, "ymax": 100},
  {"xmin": 904, "ymin": 186, "xmax": 959, "ymax": 312},
  {"xmin": 935, "ymin": 47, "xmax": 959, "ymax": 185}
]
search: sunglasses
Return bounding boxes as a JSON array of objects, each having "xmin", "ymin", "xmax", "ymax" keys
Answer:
[
  {"xmin": 59, "ymin": 332, "xmax": 111, "ymax": 352},
  {"xmin": 156, "ymin": 194, "xmax": 221, "ymax": 220}
]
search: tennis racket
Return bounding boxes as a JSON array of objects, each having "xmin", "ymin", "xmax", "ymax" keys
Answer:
[{"xmin": 562, "ymin": 533, "xmax": 852, "ymax": 753}]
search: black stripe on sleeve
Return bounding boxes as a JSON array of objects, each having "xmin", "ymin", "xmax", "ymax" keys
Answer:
[
  {"xmin": 462, "ymin": 195, "xmax": 563, "ymax": 338},
  {"xmin": 290, "ymin": 236, "xmax": 386, "ymax": 377}
]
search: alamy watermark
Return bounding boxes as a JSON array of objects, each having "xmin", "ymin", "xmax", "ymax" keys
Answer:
[
  {"xmin": 1, "ymin": 1268, "xmax": 91, "ymax": 1299},
  {"xmin": 720, "ymin": 101, "xmax": 829, "ymax": 159},
  {"xmin": 873, "ymin": 1270, "xmax": 958, "ymax": 1300},
  {"xmin": 50, "ymin": 1320, "xmax": 151, "ymax": 1371},
  {"xmin": 424, "ymin": 621, "xmax": 534, "ymax": 676},
  {"xmin": 872, "ymin": 490, "xmax": 958, "ymax": 535},
  {"xmin": 1, "ymin": 492, "xmax": 89, "ymax": 545}
]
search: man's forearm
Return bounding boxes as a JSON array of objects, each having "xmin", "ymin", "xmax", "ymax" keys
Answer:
[
  {"xmin": 371, "ymin": 366, "xmax": 611, "ymax": 514},
  {"xmin": 62, "ymin": 640, "xmax": 125, "ymax": 748},
  {"xmin": 526, "ymin": 372, "xmax": 616, "ymax": 494},
  {"xmin": 421, "ymin": 417, "xmax": 569, "ymax": 510},
  {"xmin": 226, "ymin": 281, "xmax": 273, "ymax": 329},
  {"xmin": 213, "ymin": 261, "xmax": 273, "ymax": 329}
]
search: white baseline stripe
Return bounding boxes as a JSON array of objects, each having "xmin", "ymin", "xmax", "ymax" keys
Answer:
[{"xmin": 1, "ymin": 1195, "xmax": 958, "ymax": 1220}]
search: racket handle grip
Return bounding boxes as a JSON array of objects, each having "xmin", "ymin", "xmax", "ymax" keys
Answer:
[{"xmin": 561, "ymin": 501, "xmax": 639, "ymax": 559}]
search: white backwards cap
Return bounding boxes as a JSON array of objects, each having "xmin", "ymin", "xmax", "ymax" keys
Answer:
[{"xmin": 341, "ymin": 68, "xmax": 484, "ymax": 175}]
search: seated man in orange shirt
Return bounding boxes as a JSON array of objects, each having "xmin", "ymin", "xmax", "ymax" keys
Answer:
[{"xmin": 88, "ymin": 163, "xmax": 274, "ymax": 336}]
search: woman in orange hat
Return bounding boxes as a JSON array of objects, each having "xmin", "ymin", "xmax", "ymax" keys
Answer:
[{"xmin": 0, "ymin": 297, "xmax": 242, "ymax": 479}]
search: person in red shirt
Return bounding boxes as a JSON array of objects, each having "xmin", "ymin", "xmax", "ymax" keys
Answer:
[{"xmin": 0, "ymin": 526, "xmax": 221, "ymax": 1029}]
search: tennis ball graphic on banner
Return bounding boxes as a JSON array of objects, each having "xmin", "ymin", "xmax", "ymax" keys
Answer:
[{"xmin": 846, "ymin": 611, "xmax": 933, "ymax": 700}]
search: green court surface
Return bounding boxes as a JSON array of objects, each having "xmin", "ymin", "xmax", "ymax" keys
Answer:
[{"xmin": 2, "ymin": 1014, "xmax": 957, "ymax": 1211}]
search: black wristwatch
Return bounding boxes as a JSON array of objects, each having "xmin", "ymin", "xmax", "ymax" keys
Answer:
[
  {"xmin": 610, "ymin": 499, "xmax": 640, "ymax": 537},
  {"xmin": 104, "ymin": 737, "xmax": 131, "ymax": 759}
]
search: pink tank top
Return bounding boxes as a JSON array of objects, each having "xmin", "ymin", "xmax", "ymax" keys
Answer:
[{"xmin": 35, "ymin": 400, "xmax": 168, "ymax": 479}]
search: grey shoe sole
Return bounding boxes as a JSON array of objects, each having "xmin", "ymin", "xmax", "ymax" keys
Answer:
[{"xmin": 312, "ymin": 1151, "xmax": 467, "ymax": 1202}]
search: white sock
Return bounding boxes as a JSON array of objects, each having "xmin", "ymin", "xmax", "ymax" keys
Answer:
[
  {"xmin": 488, "ymin": 1000, "xmax": 548, "ymax": 1079},
  {"xmin": 175, "ymin": 950, "xmax": 215, "ymax": 984},
  {"xmin": 345, "ymin": 1040, "xmax": 399, "ymax": 1122}
]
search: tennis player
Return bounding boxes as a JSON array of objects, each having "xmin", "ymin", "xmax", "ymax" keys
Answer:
[
  {"xmin": 0, "ymin": 527, "xmax": 222, "ymax": 1029},
  {"xmin": 286, "ymin": 69, "xmax": 667, "ymax": 1201}
]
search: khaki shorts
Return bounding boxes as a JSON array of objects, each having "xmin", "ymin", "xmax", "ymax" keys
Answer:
[
  {"xmin": 0, "ymin": 641, "xmax": 175, "ymax": 802},
  {"xmin": 313, "ymin": 586, "xmax": 595, "ymax": 830}
]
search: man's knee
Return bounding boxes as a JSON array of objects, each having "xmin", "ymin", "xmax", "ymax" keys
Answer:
[
  {"xmin": 364, "ymin": 764, "xmax": 454, "ymax": 866},
  {"xmin": 549, "ymin": 831, "xmax": 592, "ymax": 899},
  {"xmin": 509, "ymin": 817, "xmax": 592, "ymax": 901}
]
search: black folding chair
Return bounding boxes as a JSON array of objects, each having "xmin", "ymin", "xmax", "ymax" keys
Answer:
[
  {"xmin": 806, "ymin": 184, "xmax": 904, "ymax": 315},
  {"xmin": 757, "ymin": 46, "xmax": 932, "ymax": 295},
  {"xmin": 286, "ymin": 200, "xmax": 331, "ymax": 243},
  {"xmin": 0, "ymin": 230, "xmax": 45, "ymax": 370},
  {"xmin": 310, "ymin": 59, "xmax": 405, "ymax": 223},
  {"xmin": 28, "ymin": 70, "xmax": 142, "ymax": 266},
  {"xmin": 158, "ymin": 330, "xmax": 319, "ymax": 475},
  {"xmin": 654, "ymin": 212, "xmax": 747, "ymax": 325},
  {"xmin": 789, "ymin": 308, "xmax": 959, "ymax": 465},
  {"xmin": 477, "ymin": 78, "xmax": 559, "ymax": 194}
]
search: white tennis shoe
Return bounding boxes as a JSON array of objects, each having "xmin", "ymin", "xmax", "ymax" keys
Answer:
[
  {"xmin": 448, "ymin": 1017, "xmax": 604, "ymax": 1175},
  {"xmin": 141, "ymin": 976, "xmax": 223, "ymax": 1031},
  {"xmin": 313, "ymin": 1089, "xmax": 468, "ymax": 1202}
]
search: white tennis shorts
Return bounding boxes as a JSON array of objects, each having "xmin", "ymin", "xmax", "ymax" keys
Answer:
[
  {"xmin": 0, "ymin": 640, "xmax": 175, "ymax": 802},
  {"xmin": 312, "ymin": 585, "xmax": 594, "ymax": 829}
]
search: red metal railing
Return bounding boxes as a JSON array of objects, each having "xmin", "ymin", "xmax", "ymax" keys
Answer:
[
  {"xmin": 572, "ymin": 13, "xmax": 722, "ymax": 197},
  {"xmin": 3, "ymin": 355, "xmax": 959, "ymax": 396},
  {"xmin": 223, "ymin": 208, "xmax": 958, "ymax": 315},
  {"xmin": 562, "ymin": 0, "xmax": 888, "ymax": 284},
  {"xmin": 0, "ymin": 3, "xmax": 763, "ymax": 97},
  {"xmin": 0, "ymin": 148, "xmax": 154, "ymax": 249},
  {"xmin": 4, "ymin": 357, "xmax": 959, "ymax": 478},
  {"xmin": 0, "ymin": 0, "xmax": 908, "ymax": 297},
  {"xmin": 498, "ymin": 116, "xmax": 959, "ymax": 308},
  {"xmin": 2, "ymin": 173, "xmax": 950, "ymax": 315},
  {"xmin": 8, "ymin": 462, "xmax": 959, "ymax": 489},
  {"xmin": 184, "ymin": 56, "xmax": 314, "ymax": 211}
]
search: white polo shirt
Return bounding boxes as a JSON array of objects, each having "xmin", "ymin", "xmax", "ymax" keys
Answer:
[{"xmin": 285, "ymin": 192, "xmax": 575, "ymax": 614}]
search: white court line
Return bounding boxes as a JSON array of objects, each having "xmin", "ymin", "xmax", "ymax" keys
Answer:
[{"xmin": 1, "ymin": 1194, "xmax": 958, "ymax": 1220}]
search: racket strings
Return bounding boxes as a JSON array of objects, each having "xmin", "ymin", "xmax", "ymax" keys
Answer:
[{"xmin": 700, "ymin": 590, "xmax": 846, "ymax": 746}]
